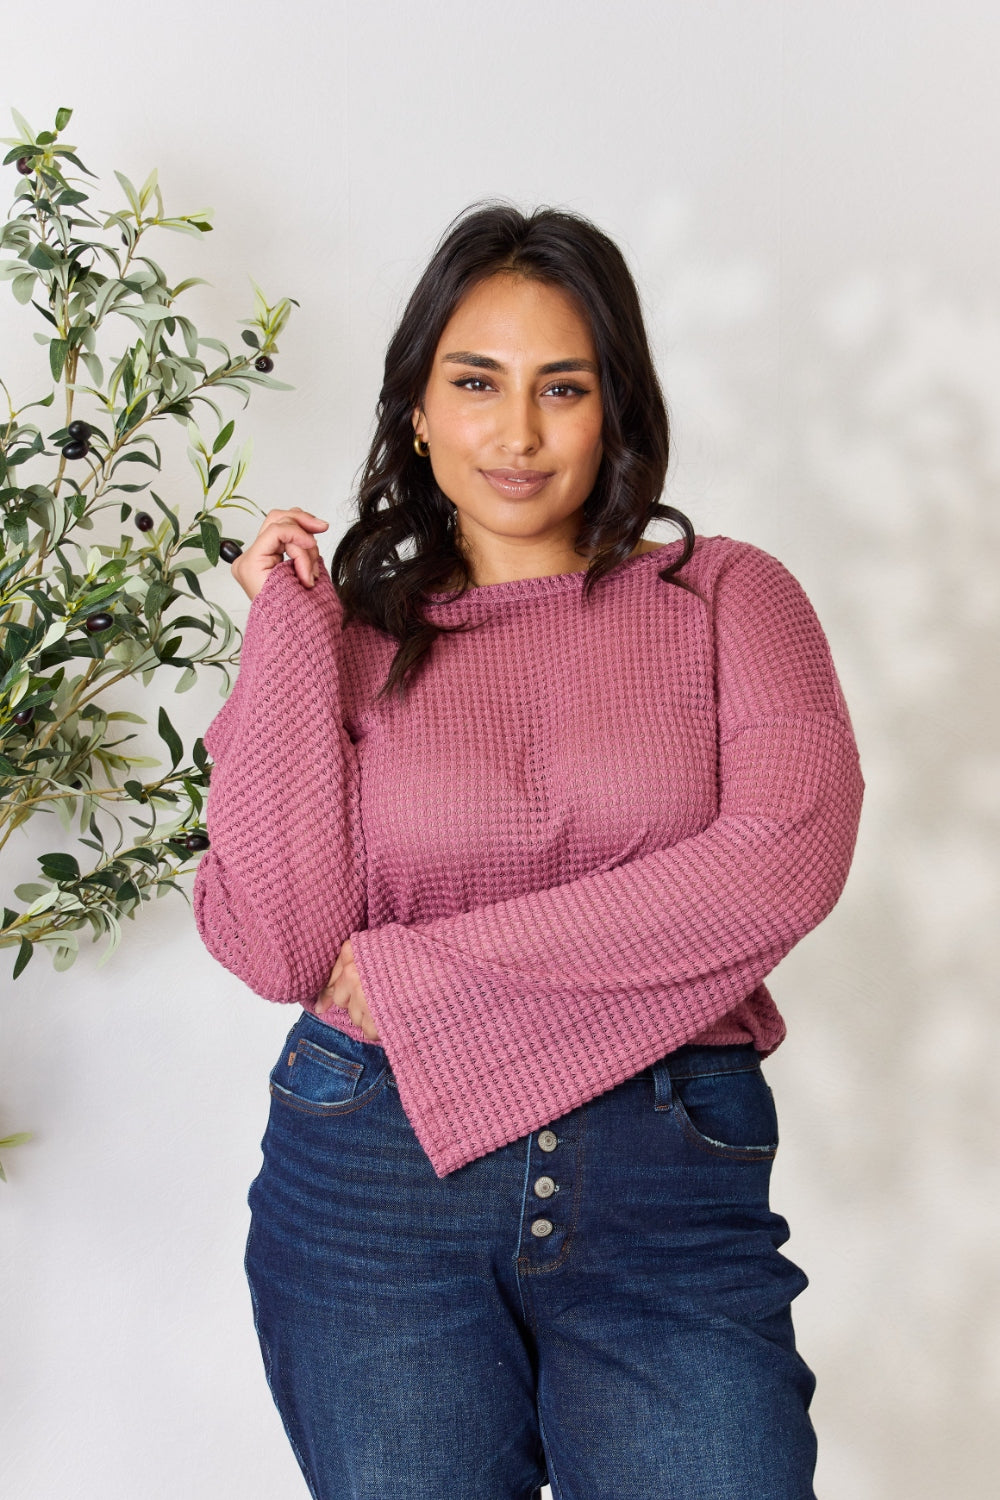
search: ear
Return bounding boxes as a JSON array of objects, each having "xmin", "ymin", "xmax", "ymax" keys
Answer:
[{"xmin": 411, "ymin": 408, "xmax": 427, "ymax": 441}]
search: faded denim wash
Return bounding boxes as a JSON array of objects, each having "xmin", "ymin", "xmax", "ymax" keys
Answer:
[{"xmin": 245, "ymin": 1008, "xmax": 817, "ymax": 1499}]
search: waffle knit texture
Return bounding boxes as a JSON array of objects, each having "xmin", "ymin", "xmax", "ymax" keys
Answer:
[{"xmin": 193, "ymin": 535, "xmax": 864, "ymax": 1177}]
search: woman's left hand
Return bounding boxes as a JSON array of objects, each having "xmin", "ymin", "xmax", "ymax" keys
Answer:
[{"xmin": 315, "ymin": 939, "xmax": 381, "ymax": 1042}]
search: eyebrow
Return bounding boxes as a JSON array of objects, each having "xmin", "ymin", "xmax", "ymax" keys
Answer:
[{"xmin": 442, "ymin": 351, "xmax": 598, "ymax": 376}]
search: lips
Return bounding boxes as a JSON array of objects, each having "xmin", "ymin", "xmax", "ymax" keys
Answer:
[{"xmin": 480, "ymin": 468, "xmax": 554, "ymax": 499}]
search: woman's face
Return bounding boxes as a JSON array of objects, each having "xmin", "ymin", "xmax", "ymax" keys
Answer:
[{"xmin": 413, "ymin": 273, "xmax": 605, "ymax": 570}]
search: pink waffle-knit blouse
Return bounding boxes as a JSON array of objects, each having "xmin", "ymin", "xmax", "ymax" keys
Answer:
[{"xmin": 193, "ymin": 534, "xmax": 864, "ymax": 1177}]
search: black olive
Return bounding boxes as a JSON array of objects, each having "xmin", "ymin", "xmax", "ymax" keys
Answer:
[
  {"xmin": 219, "ymin": 539, "xmax": 242, "ymax": 563},
  {"xmin": 67, "ymin": 419, "xmax": 93, "ymax": 441},
  {"xmin": 61, "ymin": 439, "xmax": 90, "ymax": 460},
  {"xmin": 16, "ymin": 157, "xmax": 34, "ymax": 176},
  {"xmin": 13, "ymin": 707, "xmax": 34, "ymax": 726},
  {"xmin": 135, "ymin": 512, "xmax": 154, "ymax": 532},
  {"xmin": 185, "ymin": 832, "xmax": 210, "ymax": 851},
  {"xmin": 254, "ymin": 355, "xmax": 274, "ymax": 373},
  {"xmin": 84, "ymin": 612, "xmax": 114, "ymax": 633}
]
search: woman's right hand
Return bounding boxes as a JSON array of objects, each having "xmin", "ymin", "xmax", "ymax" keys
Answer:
[{"xmin": 230, "ymin": 507, "xmax": 330, "ymax": 601}]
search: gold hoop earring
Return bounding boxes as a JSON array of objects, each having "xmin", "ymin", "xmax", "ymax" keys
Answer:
[{"xmin": 413, "ymin": 435, "xmax": 430, "ymax": 458}]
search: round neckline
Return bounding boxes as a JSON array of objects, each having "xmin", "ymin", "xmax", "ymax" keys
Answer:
[{"xmin": 424, "ymin": 540, "xmax": 684, "ymax": 608}]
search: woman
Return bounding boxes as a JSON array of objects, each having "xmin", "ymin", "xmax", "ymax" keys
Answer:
[{"xmin": 193, "ymin": 202, "xmax": 864, "ymax": 1500}]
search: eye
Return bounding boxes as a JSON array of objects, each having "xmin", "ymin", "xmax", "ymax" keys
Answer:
[
  {"xmin": 451, "ymin": 376, "xmax": 495, "ymax": 393},
  {"xmin": 544, "ymin": 382, "xmax": 590, "ymax": 399}
]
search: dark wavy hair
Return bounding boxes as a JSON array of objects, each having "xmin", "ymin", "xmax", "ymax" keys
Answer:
[{"xmin": 330, "ymin": 200, "xmax": 695, "ymax": 701}]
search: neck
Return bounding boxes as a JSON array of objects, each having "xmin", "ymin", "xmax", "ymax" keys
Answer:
[{"xmin": 446, "ymin": 537, "xmax": 662, "ymax": 590}]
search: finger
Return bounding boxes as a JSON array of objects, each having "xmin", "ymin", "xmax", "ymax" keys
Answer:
[
  {"xmin": 248, "ymin": 526, "xmax": 325, "ymax": 589},
  {"xmin": 317, "ymin": 981, "xmax": 346, "ymax": 1016},
  {"xmin": 231, "ymin": 514, "xmax": 330, "ymax": 601},
  {"xmin": 257, "ymin": 523, "xmax": 325, "ymax": 561},
  {"xmin": 284, "ymin": 541, "xmax": 323, "ymax": 589},
  {"xmin": 349, "ymin": 1000, "xmax": 369, "ymax": 1032},
  {"xmin": 262, "ymin": 508, "xmax": 329, "ymax": 532}
]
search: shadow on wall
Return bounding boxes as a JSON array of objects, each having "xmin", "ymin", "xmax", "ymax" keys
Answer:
[
  {"xmin": 791, "ymin": 266, "xmax": 1000, "ymax": 1498},
  {"xmin": 637, "ymin": 196, "xmax": 1000, "ymax": 1500}
]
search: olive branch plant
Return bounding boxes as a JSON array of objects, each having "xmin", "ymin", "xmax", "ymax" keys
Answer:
[{"xmin": 0, "ymin": 105, "xmax": 298, "ymax": 1171}]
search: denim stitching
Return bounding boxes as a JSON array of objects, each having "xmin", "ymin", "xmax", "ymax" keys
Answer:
[
  {"xmin": 537, "ymin": 1392, "xmax": 569, "ymax": 1500},
  {"xmin": 268, "ymin": 1070, "xmax": 390, "ymax": 1118},
  {"xmin": 244, "ymin": 1224, "xmax": 322, "ymax": 1500},
  {"xmin": 518, "ymin": 1105, "xmax": 588, "ymax": 1276},
  {"xmin": 292, "ymin": 1036, "xmax": 364, "ymax": 1081},
  {"xmin": 674, "ymin": 1105, "xmax": 779, "ymax": 1161},
  {"xmin": 651, "ymin": 1056, "xmax": 778, "ymax": 1159}
]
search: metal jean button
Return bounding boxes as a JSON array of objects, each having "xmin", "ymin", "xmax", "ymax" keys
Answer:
[
  {"xmin": 537, "ymin": 1130, "xmax": 558, "ymax": 1152},
  {"xmin": 530, "ymin": 1218, "xmax": 554, "ymax": 1238},
  {"xmin": 533, "ymin": 1176, "xmax": 556, "ymax": 1199}
]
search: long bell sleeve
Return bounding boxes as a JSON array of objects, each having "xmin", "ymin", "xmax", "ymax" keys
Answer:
[
  {"xmin": 347, "ymin": 543, "xmax": 864, "ymax": 1177},
  {"xmin": 193, "ymin": 561, "xmax": 366, "ymax": 1003}
]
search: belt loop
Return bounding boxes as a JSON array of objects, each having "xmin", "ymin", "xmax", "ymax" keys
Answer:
[{"xmin": 652, "ymin": 1057, "xmax": 673, "ymax": 1111}]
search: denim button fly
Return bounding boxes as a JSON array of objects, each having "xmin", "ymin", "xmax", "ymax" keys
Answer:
[{"xmin": 248, "ymin": 1014, "xmax": 818, "ymax": 1497}]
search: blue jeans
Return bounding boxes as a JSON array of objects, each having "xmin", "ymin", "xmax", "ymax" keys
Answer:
[{"xmin": 245, "ymin": 1009, "xmax": 817, "ymax": 1499}]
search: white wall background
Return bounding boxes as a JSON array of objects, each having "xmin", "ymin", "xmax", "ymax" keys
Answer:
[{"xmin": 2, "ymin": 3, "xmax": 998, "ymax": 1496}]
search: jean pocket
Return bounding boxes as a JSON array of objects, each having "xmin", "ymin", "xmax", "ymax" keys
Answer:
[
  {"xmin": 658, "ymin": 1050, "xmax": 779, "ymax": 1161},
  {"xmin": 268, "ymin": 1017, "xmax": 390, "ymax": 1118}
]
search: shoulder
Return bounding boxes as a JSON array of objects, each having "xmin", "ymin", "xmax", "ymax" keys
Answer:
[
  {"xmin": 681, "ymin": 534, "xmax": 817, "ymax": 609},
  {"xmin": 685, "ymin": 533, "xmax": 794, "ymax": 578}
]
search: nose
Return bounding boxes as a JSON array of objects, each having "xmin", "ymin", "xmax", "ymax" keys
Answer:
[{"xmin": 496, "ymin": 391, "xmax": 541, "ymax": 456}]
